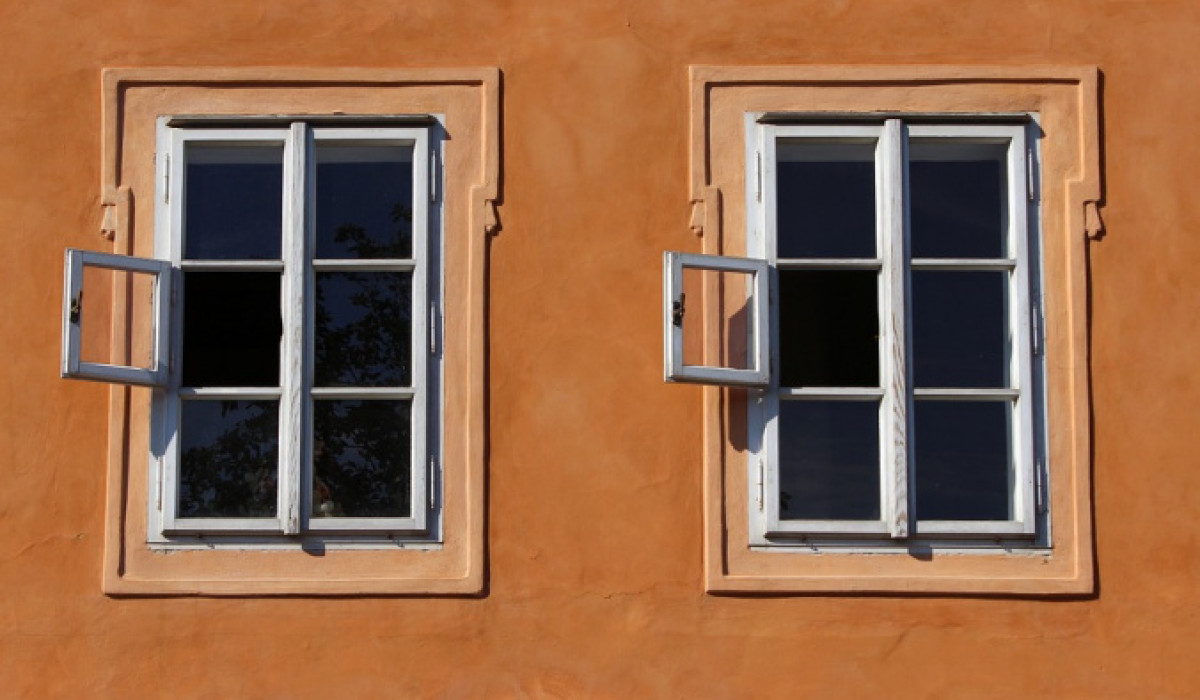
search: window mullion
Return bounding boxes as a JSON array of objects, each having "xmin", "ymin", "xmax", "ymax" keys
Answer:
[
  {"xmin": 278, "ymin": 122, "xmax": 308, "ymax": 535},
  {"xmin": 879, "ymin": 119, "xmax": 910, "ymax": 538}
]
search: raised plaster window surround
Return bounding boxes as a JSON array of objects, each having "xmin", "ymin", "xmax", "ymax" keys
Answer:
[
  {"xmin": 681, "ymin": 66, "xmax": 1101, "ymax": 595},
  {"xmin": 62, "ymin": 68, "xmax": 497, "ymax": 596}
]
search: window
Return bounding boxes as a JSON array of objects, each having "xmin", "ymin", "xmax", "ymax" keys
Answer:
[
  {"xmin": 65, "ymin": 119, "xmax": 442, "ymax": 543},
  {"xmin": 747, "ymin": 118, "xmax": 1043, "ymax": 545},
  {"xmin": 65, "ymin": 68, "xmax": 495, "ymax": 595},
  {"xmin": 683, "ymin": 66, "xmax": 1100, "ymax": 594},
  {"xmin": 142, "ymin": 120, "xmax": 441, "ymax": 541}
]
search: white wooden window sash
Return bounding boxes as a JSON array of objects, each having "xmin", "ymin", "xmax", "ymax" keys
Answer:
[
  {"xmin": 143, "ymin": 120, "xmax": 436, "ymax": 539},
  {"xmin": 61, "ymin": 249, "xmax": 172, "ymax": 386},
  {"xmin": 663, "ymin": 252, "xmax": 770, "ymax": 387},
  {"xmin": 739, "ymin": 117, "xmax": 1039, "ymax": 545}
]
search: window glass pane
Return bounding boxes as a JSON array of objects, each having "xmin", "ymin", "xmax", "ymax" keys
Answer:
[
  {"xmin": 779, "ymin": 270, "xmax": 878, "ymax": 388},
  {"xmin": 184, "ymin": 143, "xmax": 283, "ymax": 260},
  {"xmin": 182, "ymin": 271, "xmax": 281, "ymax": 387},
  {"xmin": 778, "ymin": 400, "xmax": 880, "ymax": 520},
  {"xmin": 776, "ymin": 140, "xmax": 876, "ymax": 259},
  {"xmin": 179, "ymin": 400, "xmax": 278, "ymax": 518},
  {"xmin": 315, "ymin": 143, "xmax": 414, "ymax": 259},
  {"xmin": 911, "ymin": 270, "xmax": 1008, "ymax": 388},
  {"xmin": 914, "ymin": 401, "xmax": 1011, "ymax": 521},
  {"xmin": 910, "ymin": 141, "xmax": 1007, "ymax": 259},
  {"xmin": 313, "ymin": 400, "xmax": 412, "ymax": 519},
  {"xmin": 315, "ymin": 271, "xmax": 413, "ymax": 387}
]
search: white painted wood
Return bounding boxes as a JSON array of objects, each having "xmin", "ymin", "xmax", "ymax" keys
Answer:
[
  {"xmin": 278, "ymin": 122, "xmax": 306, "ymax": 535},
  {"xmin": 663, "ymin": 251, "xmax": 770, "ymax": 387},
  {"xmin": 909, "ymin": 258, "xmax": 1016, "ymax": 270},
  {"xmin": 177, "ymin": 387, "xmax": 282, "ymax": 398},
  {"xmin": 915, "ymin": 520, "xmax": 1035, "ymax": 536},
  {"xmin": 178, "ymin": 260, "xmax": 286, "ymax": 270},
  {"xmin": 881, "ymin": 118, "xmax": 910, "ymax": 539},
  {"xmin": 767, "ymin": 519, "xmax": 892, "ymax": 536},
  {"xmin": 913, "ymin": 388, "xmax": 1020, "ymax": 400},
  {"xmin": 776, "ymin": 258, "xmax": 883, "ymax": 269},
  {"xmin": 311, "ymin": 259, "xmax": 416, "ymax": 271},
  {"xmin": 308, "ymin": 386, "xmax": 418, "ymax": 399},
  {"xmin": 1008, "ymin": 124, "xmax": 1038, "ymax": 535},
  {"xmin": 60, "ymin": 248, "xmax": 172, "ymax": 386}
]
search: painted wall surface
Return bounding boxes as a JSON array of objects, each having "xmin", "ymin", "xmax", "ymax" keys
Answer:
[{"xmin": 1, "ymin": 0, "xmax": 1198, "ymax": 696}]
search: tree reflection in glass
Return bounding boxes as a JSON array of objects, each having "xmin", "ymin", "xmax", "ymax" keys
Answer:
[
  {"xmin": 315, "ymin": 143, "xmax": 413, "ymax": 259},
  {"xmin": 313, "ymin": 400, "xmax": 411, "ymax": 518},
  {"xmin": 179, "ymin": 400, "xmax": 279, "ymax": 518},
  {"xmin": 314, "ymin": 271, "xmax": 412, "ymax": 387},
  {"xmin": 310, "ymin": 141, "xmax": 418, "ymax": 519}
]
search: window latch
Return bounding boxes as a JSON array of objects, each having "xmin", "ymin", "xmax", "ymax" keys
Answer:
[
  {"xmin": 671, "ymin": 293, "xmax": 686, "ymax": 327},
  {"xmin": 69, "ymin": 292, "xmax": 82, "ymax": 325}
]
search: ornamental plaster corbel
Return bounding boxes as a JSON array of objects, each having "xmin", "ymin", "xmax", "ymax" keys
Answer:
[
  {"xmin": 99, "ymin": 186, "xmax": 131, "ymax": 242},
  {"xmin": 1084, "ymin": 200, "xmax": 1105, "ymax": 241}
]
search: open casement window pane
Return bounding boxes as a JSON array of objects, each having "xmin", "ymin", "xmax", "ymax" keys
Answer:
[
  {"xmin": 61, "ymin": 249, "xmax": 171, "ymax": 386},
  {"xmin": 663, "ymin": 252, "xmax": 769, "ymax": 387}
]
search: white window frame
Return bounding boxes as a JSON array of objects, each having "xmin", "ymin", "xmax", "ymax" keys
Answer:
[
  {"xmin": 61, "ymin": 249, "xmax": 172, "ymax": 386},
  {"xmin": 61, "ymin": 117, "xmax": 444, "ymax": 544},
  {"xmin": 663, "ymin": 251, "xmax": 769, "ymax": 387},
  {"xmin": 728, "ymin": 116, "xmax": 1044, "ymax": 547}
]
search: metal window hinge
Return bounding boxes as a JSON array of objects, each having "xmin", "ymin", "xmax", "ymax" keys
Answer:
[
  {"xmin": 756, "ymin": 457, "xmax": 765, "ymax": 512},
  {"xmin": 155, "ymin": 456, "xmax": 164, "ymax": 511},
  {"xmin": 429, "ymin": 151, "xmax": 439, "ymax": 203},
  {"xmin": 429, "ymin": 455, "xmax": 439, "ymax": 510},
  {"xmin": 163, "ymin": 155, "xmax": 170, "ymax": 204},
  {"xmin": 1031, "ymin": 297, "xmax": 1044, "ymax": 356},
  {"xmin": 1027, "ymin": 147, "xmax": 1035, "ymax": 202},
  {"xmin": 429, "ymin": 302, "xmax": 440, "ymax": 355},
  {"xmin": 755, "ymin": 151, "xmax": 763, "ymax": 203},
  {"xmin": 1035, "ymin": 459, "xmax": 1047, "ymax": 515}
]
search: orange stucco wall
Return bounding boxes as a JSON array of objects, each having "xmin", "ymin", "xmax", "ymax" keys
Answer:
[{"xmin": 2, "ymin": 0, "xmax": 1199, "ymax": 696}]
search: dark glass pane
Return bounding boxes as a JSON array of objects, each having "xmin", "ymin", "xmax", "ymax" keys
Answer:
[
  {"xmin": 182, "ymin": 271, "xmax": 280, "ymax": 387},
  {"xmin": 914, "ymin": 401, "xmax": 1011, "ymax": 521},
  {"xmin": 315, "ymin": 143, "xmax": 414, "ymax": 259},
  {"xmin": 184, "ymin": 144, "xmax": 283, "ymax": 260},
  {"xmin": 779, "ymin": 400, "xmax": 880, "ymax": 520},
  {"xmin": 179, "ymin": 400, "xmax": 278, "ymax": 518},
  {"xmin": 910, "ymin": 142, "xmax": 1007, "ymax": 258},
  {"xmin": 779, "ymin": 270, "xmax": 878, "ymax": 388},
  {"xmin": 776, "ymin": 140, "xmax": 876, "ymax": 259},
  {"xmin": 315, "ymin": 272, "xmax": 412, "ymax": 387},
  {"xmin": 912, "ymin": 270, "xmax": 1008, "ymax": 388},
  {"xmin": 313, "ymin": 400, "xmax": 412, "ymax": 519}
]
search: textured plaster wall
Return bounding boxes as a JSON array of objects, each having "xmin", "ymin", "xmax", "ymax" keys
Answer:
[{"xmin": 0, "ymin": 0, "xmax": 1198, "ymax": 696}]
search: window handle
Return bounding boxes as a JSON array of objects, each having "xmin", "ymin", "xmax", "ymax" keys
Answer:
[
  {"xmin": 69, "ymin": 292, "xmax": 82, "ymax": 325},
  {"xmin": 672, "ymin": 293, "xmax": 686, "ymax": 327}
]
